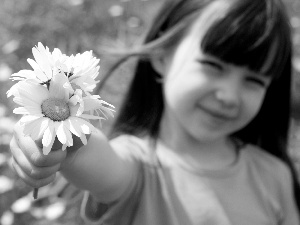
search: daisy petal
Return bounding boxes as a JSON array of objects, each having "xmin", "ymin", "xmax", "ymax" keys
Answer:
[
  {"xmin": 74, "ymin": 117, "xmax": 96, "ymax": 134},
  {"xmin": 68, "ymin": 118, "xmax": 82, "ymax": 137},
  {"xmin": 20, "ymin": 115, "xmax": 43, "ymax": 124},
  {"xmin": 64, "ymin": 125, "xmax": 73, "ymax": 147},
  {"xmin": 13, "ymin": 107, "xmax": 29, "ymax": 115},
  {"xmin": 49, "ymin": 72, "xmax": 69, "ymax": 100},
  {"xmin": 69, "ymin": 104, "xmax": 80, "ymax": 117},
  {"xmin": 82, "ymin": 98, "xmax": 100, "ymax": 111},
  {"xmin": 56, "ymin": 121, "xmax": 67, "ymax": 145},
  {"xmin": 23, "ymin": 117, "xmax": 49, "ymax": 140},
  {"xmin": 42, "ymin": 120, "xmax": 55, "ymax": 155},
  {"xmin": 98, "ymin": 107, "xmax": 115, "ymax": 118},
  {"xmin": 52, "ymin": 48, "xmax": 64, "ymax": 59},
  {"xmin": 99, "ymin": 100, "xmax": 115, "ymax": 108},
  {"xmin": 43, "ymin": 138, "xmax": 55, "ymax": 155},
  {"xmin": 11, "ymin": 70, "xmax": 37, "ymax": 81},
  {"xmin": 23, "ymin": 105, "xmax": 43, "ymax": 115},
  {"xmin": 80, "ymin": 114, "xmax": 105, "ymax": 120},
  {"xmin": 62, "ymin": 144, "xmax": 67, "ymax": 151},
  {"xmin": 79, "ymin": 133, "xmax": 87, "ymax": 145},
  {"xmin": 17, "ymin": 81, "xmax": 49, "ymax": 105},
  {"xmin": 32, "ymin": 43, "xmax": 53, "ymax": 78},
  {"xmin": 27, "ymin": 59, "xmax": 49, "ymax": 82}
]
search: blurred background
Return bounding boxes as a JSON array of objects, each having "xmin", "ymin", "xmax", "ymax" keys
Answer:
[{"xmin": 0, "ymin": 0, "xmax": 300, "ymax": 224}]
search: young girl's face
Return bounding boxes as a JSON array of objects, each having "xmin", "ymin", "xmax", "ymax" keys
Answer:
[{"xmin": 158, "ymin": 1, "xmax": 272, "ymax": 143}]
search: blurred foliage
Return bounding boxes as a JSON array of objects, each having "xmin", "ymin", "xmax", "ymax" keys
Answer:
[
  {"xmin": 0, "ymin": 0, "xmax": 155, "ymax": 68},
  {"xmin": 0, "ymin": 0, "xmax": 163, "ymax": 224},
  {"xmin": 0, "ymin": 0, "xmax": 300, "ymax": 224}
]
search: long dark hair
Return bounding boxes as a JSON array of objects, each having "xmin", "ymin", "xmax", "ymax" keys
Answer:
[{"xmin": 101, "ymin": 0, "xmax": 300, "ymax": 211}]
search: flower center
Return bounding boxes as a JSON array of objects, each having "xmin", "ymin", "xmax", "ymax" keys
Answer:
[{"xmin": 41, "ymin": 98, "xmax": 70, "ymax": 121}]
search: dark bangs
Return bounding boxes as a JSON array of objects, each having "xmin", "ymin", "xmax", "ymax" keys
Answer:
[{"xmin": 201, "ymin": 0, "xmax": 291, "ymax": 78}]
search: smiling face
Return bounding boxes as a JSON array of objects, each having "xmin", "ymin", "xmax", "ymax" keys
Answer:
[{"xmin": 158, "ymin": 1, "xmax": 272, "ymax": 144}]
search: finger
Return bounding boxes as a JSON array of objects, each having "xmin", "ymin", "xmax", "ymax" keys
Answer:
[
  {"xmin": 11, "ymin": 157, "xmax": 56, "ymax": 188},
  {"xmin": 11, "ymin": 148, "xmax": 60, "ymax": 180},
  {"xmin": 12, "ymin": 121, "xmax": 44, "ymax": 158},
  {"xmin": 28, "ymin": 147, "xmax": 67, "ymax": 167},
  {"xmin": 11, "ymin": 135, "xmax": 67, "ymax": 167}
]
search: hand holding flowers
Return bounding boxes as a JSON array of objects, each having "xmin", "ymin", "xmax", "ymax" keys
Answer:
[{"xmin": 7, "ymin": 43, "xmax": 115, "ymax": 198}]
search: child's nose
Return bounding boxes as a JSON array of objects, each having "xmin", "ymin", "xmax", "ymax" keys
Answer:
[{"xmin": 215, "ymin": 79, "xmax": 241, "ymax": 108}]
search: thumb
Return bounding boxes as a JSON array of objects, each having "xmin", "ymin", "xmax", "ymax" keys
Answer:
[{"xmin": 35, "ymin": 136, "xmax": 63, "ymax": 152}]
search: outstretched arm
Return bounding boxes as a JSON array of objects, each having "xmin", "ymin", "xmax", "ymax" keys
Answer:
[
  {"xmin": 10, "ymin": 121, "xmax": 137, "ymax": 203},
  {"xmin": 61, "ymin": 130, "xmax": 138, "ymax": 203}
]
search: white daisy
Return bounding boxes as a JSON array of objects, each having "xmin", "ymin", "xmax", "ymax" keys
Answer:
[
  {"xmin": 9, "ymin": 72, "xmax": 105, "ymax": 155},
  {"xmin": 10, "ymin": 42, "xmax": 66, "ymax": 85},
  {"xmin": 81, "ymin": 95, "xmax": 115, "ymax": 127},
  {"xmin": 10, "ymin": 42, "xmax": 101, "ymax": 96},
  {"xmin": 58, "ymin": 50, "xmax": 101, "ymax": 96}
]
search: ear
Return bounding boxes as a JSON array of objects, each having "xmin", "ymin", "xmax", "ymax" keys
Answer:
[{"xmin": 150, "ymin": 56, "xmax": 167, "ymax": 75}]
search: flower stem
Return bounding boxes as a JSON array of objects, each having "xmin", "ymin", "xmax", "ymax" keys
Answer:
[
  {"xmin": 32, "ymin": 137, "xmax": 63, "ymax": 200},
  {"xmin": 33, "ymin": 188, "xmax": 39, "ymax": 199}
]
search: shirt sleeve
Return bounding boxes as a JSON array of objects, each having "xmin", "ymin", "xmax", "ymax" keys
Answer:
[
  {"xmin": 278, "ymin": 163, "xmax": 300, "ymax": 225},
  {"xmin": 80, "ymin": 135, "xmax": 147, "ymax": 225}
]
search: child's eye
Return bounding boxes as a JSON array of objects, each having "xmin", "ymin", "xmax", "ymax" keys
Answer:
[
  {"xmin": 246, "ymin": 77, "xmax": 268, "ymax": 88},
  {"xmin": 198, "ymin": 59, "xmax": 223, "ymax": 71}
]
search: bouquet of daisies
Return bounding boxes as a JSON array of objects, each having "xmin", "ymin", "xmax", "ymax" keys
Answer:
[{"xmin": 7, "ymin": 42, "xmax": 115, "ymax": 155}]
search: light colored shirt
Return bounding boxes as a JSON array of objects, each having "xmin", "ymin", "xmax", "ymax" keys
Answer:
[{"xmin": 81, "ymin": 135, "xmax": 299, "ymax": 225}]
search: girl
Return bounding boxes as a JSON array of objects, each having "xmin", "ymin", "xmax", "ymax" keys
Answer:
[{"xmin": 10, "ymin": 0, "xmax": 300, "ymax": 224}]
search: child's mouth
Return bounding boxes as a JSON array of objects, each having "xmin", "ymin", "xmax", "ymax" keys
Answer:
[{"xmin": 198, "ymin": 105, "xmax": 237, "ymax": 124}]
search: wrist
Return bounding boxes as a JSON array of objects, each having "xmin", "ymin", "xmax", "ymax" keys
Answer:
[{"xmin": 59, "ymin": 134, "xmax": 91, "ymax": 170}]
